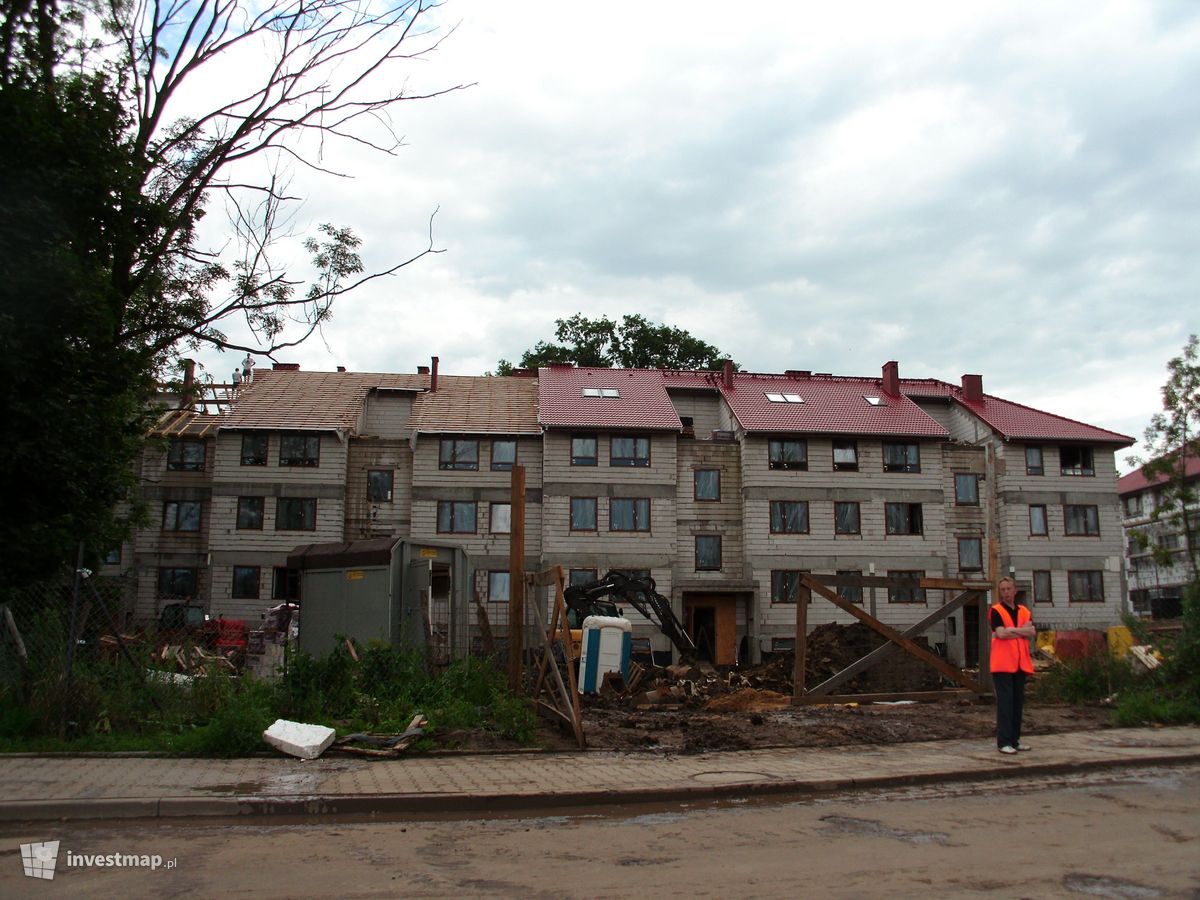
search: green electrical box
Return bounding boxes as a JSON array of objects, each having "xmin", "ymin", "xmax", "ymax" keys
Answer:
[{"xmin": 288, "ymin": 536, "xmax": 471, "ymax": 661}]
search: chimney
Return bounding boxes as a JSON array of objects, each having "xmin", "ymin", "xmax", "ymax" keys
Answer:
[
  {"xmin": 881, "ymin": 360, "xmax": 900, "ymax": 396},
  {"xmin": 336, "ymin": 366, "xmax": 346, "ymax": 373},
  {"xmin": 273, "ymin": 362, "xmax": 300, "ymax": 370},
  {"xmin": 430, "ymin": 356, "xmax": 439, "ymax": 393},
  {"xmin": 417, "ymin": 365, "xmax": 430, "ymax": 375},
  {"xmin": 961, "ymin": 373, "xmax": 983, "ymax": 402},
  {"xmin": 722, "ymin": 359, "xmax": 734, "ymax": 389},
  {"xmin": 181, "ymin": 359, "xmax": 196, "ymax": 409}
]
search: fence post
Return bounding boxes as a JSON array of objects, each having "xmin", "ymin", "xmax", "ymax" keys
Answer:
[
  {"xmin": 508, "ymin": 465, "xmax": 526, "ymax": 693},
  {"xmin": 61, "ymin": 542, "xmax": 85, "ymax": 735}
]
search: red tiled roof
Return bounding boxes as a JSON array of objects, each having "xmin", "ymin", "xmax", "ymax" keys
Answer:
[
  {"xmin": 896, "ymin": 377, "xmax": 1134, "ymax": 445},
  {"xmin": 1118, "ymin": 454, "xmax": 1200, "ymax": 495},
  {"xmin": 539, "ymin": 367, "xmax": 699, "ymax": 429},
  {"xmin": 722, "ymin": 373, "xmax": 949, "ymax": 438},
  {"xmin": 221, "ymin": 369, "xmax": 427, "ymax": 433},
  {"xmin": 411, "ymin": 375, "xmax": 540, "ymax": 434},
  {"xmin": 950, "ymin": 393, "xmax": 1134, "ymax": 445}
]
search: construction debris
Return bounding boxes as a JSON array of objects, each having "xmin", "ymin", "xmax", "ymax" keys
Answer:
[
  {"xmin": 1129, "ymin": 645, "xmax": 1163, "ymax": 672},
  {"xmin": 584, "ymin": 621, "xmax": 951, "ymax": 712},
  {"xmin": 333, "ymin": 714, "xmax": 429, "ymax": 758},
  {"xmin": 263, "ymin": 719, "xmax": 337, "ymax": 760}
]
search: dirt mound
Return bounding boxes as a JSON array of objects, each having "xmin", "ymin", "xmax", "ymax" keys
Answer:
[{"xmin": 804, "ymin": 622, "xmax": 944, "ymax": 693}]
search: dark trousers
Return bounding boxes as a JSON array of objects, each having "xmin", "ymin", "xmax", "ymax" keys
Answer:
[{"xmin": 993, "ymin": 672, "xmax": 1027, "ymax": 748}]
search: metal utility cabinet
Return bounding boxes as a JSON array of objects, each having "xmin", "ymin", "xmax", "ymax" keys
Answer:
[{"xmin": 288, "ymin": 537, "xmax": 471, "ymax": 661}]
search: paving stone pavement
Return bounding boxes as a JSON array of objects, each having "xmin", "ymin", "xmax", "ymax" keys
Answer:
[{"xmin": 1, "ymin": 726, "xmax": 1197, "ymax": 822}]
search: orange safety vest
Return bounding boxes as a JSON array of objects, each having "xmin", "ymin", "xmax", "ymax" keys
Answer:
[{"xmin": 990, "ymin": 603, "xmax": 1034, "ymax": 674}]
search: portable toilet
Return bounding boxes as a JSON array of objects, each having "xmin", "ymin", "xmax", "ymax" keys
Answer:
[{"xmin": 578, "ymin": 615, "xmax": 632, "ymax": 694}]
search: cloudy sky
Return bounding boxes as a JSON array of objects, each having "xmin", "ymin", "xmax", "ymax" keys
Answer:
[{"xmin": 191, "ymin": 0, "xmax": 1199, "ymax": 468}]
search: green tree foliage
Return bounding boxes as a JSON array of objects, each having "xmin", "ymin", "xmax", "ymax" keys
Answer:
[
  {"xmin": 497, "ymin": 314, "xmax": 733, "ymax": 374},
  {"xmin": 1128, "ymin": 335, "xmax": 1200, "ymax": 584},
  {"xmin": 0, "ymin": 0, "xmax": 461, "ymax": 587}
]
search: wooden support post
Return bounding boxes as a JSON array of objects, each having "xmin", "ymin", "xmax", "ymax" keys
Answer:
[
  {"xmin": 798, "ymin": 574, "xmax": 988, "ymax": 694},
  {"xmin": 981, "ymin": 537, "xmax": 999, "ymax": 691},
  {"xmin": 792, "ymin": 579, "xmax": 808, "ymax": 699},
  {"xmin": 807, "ymin": 590, "xmax": 982, "ymax": 697},
  {"xmin": 507, "ymin": 465, "xmax": 526, "ymax": 693}
]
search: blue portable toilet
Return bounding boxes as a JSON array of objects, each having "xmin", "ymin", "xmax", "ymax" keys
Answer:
[{"xmin": 578, "ymin": 615, "xmax": 632, "ymax": 694}]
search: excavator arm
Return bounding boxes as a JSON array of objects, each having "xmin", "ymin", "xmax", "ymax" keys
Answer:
[{"xmin": 563, "ymin": 571, "xmax": 697, "ymax": 661}]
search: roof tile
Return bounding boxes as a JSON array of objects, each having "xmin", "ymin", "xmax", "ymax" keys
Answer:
[
  {"xmin": 221, "ymin": 369, "xmax": 427, "ymax": 433},
  {"xmin": 410, "ymin": 375, "xmax": 540, "ymax": 434}
]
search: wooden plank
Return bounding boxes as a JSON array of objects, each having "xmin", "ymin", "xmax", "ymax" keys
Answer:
[
  {"xmin": 530, "ymin": 571, "xmax": 561, "ymax": 704},
  {"xmin": 981, "ymin": 538, "xmax": 999, "ymax": 690},
  {"xmin": 807, "ymin": 573, "xmax": 989, "ymax": 591},
  {"xmin": 794, "ymin": 690, "xmax": 977, "ymax": 706},
  {"xmin": 792, "ymin": 581, "xmax": 808, "ymax": 698},
  {"xmin": 919, "ymin": 577, "xmax": 992, "ymax": 591},
  {"xmin": 3, "ymin": 606, "xmax": 27, "ymax": 662},
  {"xmin": 507, "ymin": 465, "xmax": 526, "ymax": 693},
  {"xmin": 798, "ymin": 574, "xmax": 988, "ymax": 693},
  {"xmin": 528, "ymin": 569, "xmax": 561, "ymax": 587},
  {"xmin": 554, "ymin": 568, "xmax": 586, "ymax": 748},
  {"xmin": 807, "ymin": 590, "xmax": 982, "ymax": 696}
]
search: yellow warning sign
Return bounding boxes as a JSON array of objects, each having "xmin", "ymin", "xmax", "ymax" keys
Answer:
[
  {"xmin": 419, "ymin": 548, "xmax": 439, "ymax": 559},
  {"xmin": 346, "ymin": 570, "xmax": 364, "ymax": 581}
]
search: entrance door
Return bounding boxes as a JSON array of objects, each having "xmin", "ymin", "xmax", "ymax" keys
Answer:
[
  {"xmin": 404, "ymin": 559, "xmax": 432, "ymax": 656},
  {"xmin": 690, "ymin": 607, "xmax": 717, "ymax": 663},
  {"xmin": 964, "ymin": 602, "xmax": 980, "ymax": 668},
  {"xmin": 683, "ymin": 594, "xmax": 738, "ymax": 665}
]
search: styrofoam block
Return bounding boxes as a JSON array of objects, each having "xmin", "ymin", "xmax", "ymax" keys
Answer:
[{"xmin": 263, "ymin": 719, "xmax": 336, "ymax": 759}]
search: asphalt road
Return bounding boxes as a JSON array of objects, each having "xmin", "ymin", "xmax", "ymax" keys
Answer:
[{"xmin": 3, "ymin": 764, "xmax": 1198, "ymax": 898}]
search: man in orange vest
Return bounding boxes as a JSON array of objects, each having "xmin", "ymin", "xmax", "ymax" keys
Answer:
[{"xmin": 991, "ymin": 576, "xmax": 1035, "ymax": 754}]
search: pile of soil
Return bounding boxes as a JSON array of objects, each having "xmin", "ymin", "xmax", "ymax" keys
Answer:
[{"xmin": 802, "ymin": 621, "xmax": 945, "ymax": 694}]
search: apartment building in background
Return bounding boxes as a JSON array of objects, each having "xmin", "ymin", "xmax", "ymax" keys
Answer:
[
  {"xmin": 1119, "ymin": 456, "xmax": 1200, "ymax": 619},
  {"xmin": 119, "ymin": 358, "xmax": 1134, "ymax": 666}
]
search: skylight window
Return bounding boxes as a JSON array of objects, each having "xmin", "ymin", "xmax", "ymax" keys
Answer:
[
  {"xmin": 864, "ymin": 395, "xmax": 886, "ymax": 407},
  {"xmin": 582, "ymin": 388, "xmax": 620, "ymax": 398},
  {"xmin": 765, "ymin": 392, "xmax": 804, "ymax": 403}
]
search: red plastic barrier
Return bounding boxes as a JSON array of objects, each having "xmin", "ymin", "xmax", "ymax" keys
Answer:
[{"xmin": 1054, "ymin": 629, "xmax": 1105, "ymax": 661}]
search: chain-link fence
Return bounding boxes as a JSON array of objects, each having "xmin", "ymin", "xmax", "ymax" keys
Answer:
[{"xmin": 0, "ymin": 568, "xmax": 144, "ymax": 735}]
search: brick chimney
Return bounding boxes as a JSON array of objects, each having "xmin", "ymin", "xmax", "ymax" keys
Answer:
[
  {"xmin": 181, "ymin": 359, "xmax": 196, "ymax": 409},
  {"xmin": 881, "ymin": 360, "xmax": 900, "ymax": 396},
  {"xmin": 961, "ymin": 373, "xmax": 983, "ymax": 402},
  {"xmin": 723, "ymin": 359, "xmax": 734, "ymax": 389},
  {"xmin": 430, "ymin": 356, "xmax": 439, "ymax": 393},
  {"xmin": 273, "ymin": 362, "xmax": 300, "ymax": 370}
]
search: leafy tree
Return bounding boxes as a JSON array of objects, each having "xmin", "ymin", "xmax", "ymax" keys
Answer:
[
  {"xmin": 496, "ymin": 314, "xmax": 733, "ymax": 374},
  {"xmin": 0, "ymin": 0, "xmax": 462, "ymax": 587},
  {"xmin": 1128, "ymin": 334, "xmax": 1200, "ymax": 585}
]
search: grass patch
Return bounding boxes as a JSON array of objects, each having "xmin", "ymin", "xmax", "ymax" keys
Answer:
[
  {"xmin": 0, "ymin": 640, "xmax": 537, "ymax": 756},
  {"xmin": 1031, "ymin": 653, "xmax": 1138, "ymax": 705},
  {"xmin": 1112, "ymin": 688, "xmax": 1200, "ymax": 727}
]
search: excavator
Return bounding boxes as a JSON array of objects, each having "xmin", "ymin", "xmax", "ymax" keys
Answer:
[{"xmin": 562, "ymin": 570, "xmax": 697, "ymax": 662}]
